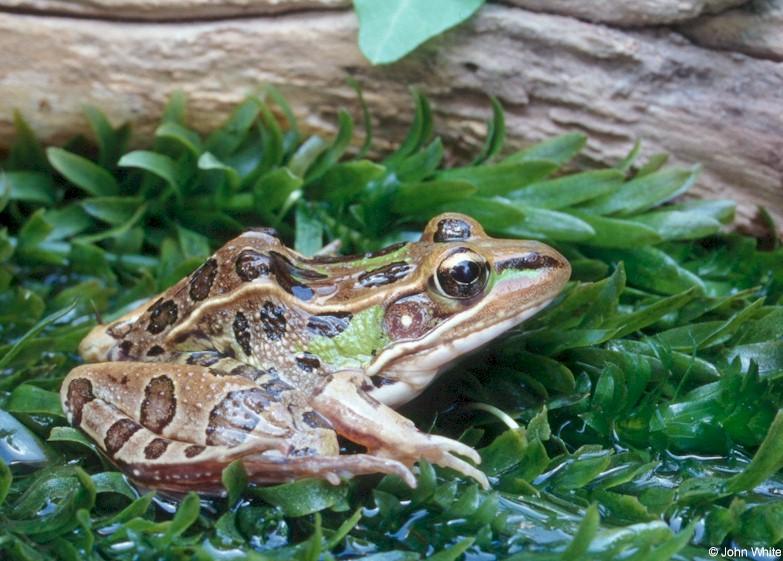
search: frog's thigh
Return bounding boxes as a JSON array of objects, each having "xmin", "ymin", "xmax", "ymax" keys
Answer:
[
  {"xmin": 311, "ymin": 370, "xmax": 490, "ymax": 489},
  {"xmin": 62, "ymin": 362, "xmax": 295, "ymax": 449},
  {"xmin": 61, "ymin": 363, "xmax": 416, "ymax": 492}
]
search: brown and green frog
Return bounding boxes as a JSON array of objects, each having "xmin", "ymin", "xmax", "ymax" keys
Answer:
[{"xmin": 60, "ymin": 213, "xmax": 570, "ymax": 494}]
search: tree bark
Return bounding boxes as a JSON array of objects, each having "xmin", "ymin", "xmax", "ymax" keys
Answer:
[{"xmin": 0, "ymin": 1, "xmax": 780, "ymax": 229}]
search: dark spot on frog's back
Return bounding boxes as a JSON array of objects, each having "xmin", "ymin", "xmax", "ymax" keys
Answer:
[
  {"xmin": 227, "ymin": 363, "xmax": 264, "ymax": 380},
  {"xmin": 302, "ymin": 411, "xmax": 332, "ymax": 429},
  {"xmin": 258, "ymin": 375, "xmax": 293, "ymax": 399},
  {"xmin": 233, "ymin": 312, "xmax": 252, "ymax": 356},
  {"xmin": 146, "ymin": 345, "xmax": 165, "ymax": 357},
  {"xmin": 147, "ymin": 299, "xmax": 178, "ymax": 334},
  {"xmin": 496, "ymin": 252, "xmax": 562, "ymax": 272},
  {"xmin": 259, "ymin": 301, "xmax": 287, "ymax": 340},
  {"xmin": 189, "ymin": 257, "xmax": 218, "ymax": 301},
  {"xmin": 434, "ymin": 218, "xmax": 472, "ymax": 242},
  {"xmin": 306, "ymin": 312, "xmax": 352, "ymax": 337},
  {"xmin": 117, "ymin": 340, "xmax": 133, "ymax": 360},
  {"xmin": 186, "ymin": 351, "xmax": 222, "ymax": 367},
  {"xmin": 66, "ymin": 378, "xmax": 95, "ymax": 425},
  {"xmin": 358, "ymin": 261, "xmax": 413, "ymax": 288},
  {"xmin": 105, "ymin": 419, "xmax": 142, "ymax": 456},
  {"xmin": 269, "ymin": 252, "xmax": 326, "ymax": 301},
  {"xmin": 144, "ymin": 438, "xmax": 170, "ymax": 460},
  {"xmin": 140, "ymin": 375, "xmax": 176, "ymax": 434},
  {"xmin": 295, "ymin": 353, "xmax": 321, "ymax": 373},
  {"xmin": 184, "ymin": 445, "xmax": 205, "ymax": 458},
  {"xmin": 235, "ymin": 249, "xmax": 271, "ymax": 282}
]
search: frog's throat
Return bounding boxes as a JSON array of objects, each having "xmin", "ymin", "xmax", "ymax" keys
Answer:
[{"xmin": 367, "ymin": 296, "xmax": 555, "ymax": 407}]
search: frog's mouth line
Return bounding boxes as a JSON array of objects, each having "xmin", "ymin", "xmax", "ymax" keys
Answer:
[{"xmin": 367, "ymin": 295, "xmax": 557, "ymax": 407}]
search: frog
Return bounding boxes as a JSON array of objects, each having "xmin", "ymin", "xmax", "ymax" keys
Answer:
[{"xmin": 60, "ymin": 213, "xmax": 570, "ymax": 495}]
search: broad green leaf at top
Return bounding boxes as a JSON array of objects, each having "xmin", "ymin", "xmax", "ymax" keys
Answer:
[{"xmin": 355, "ymin": 0, "xmax": 485, "ymax": 65}]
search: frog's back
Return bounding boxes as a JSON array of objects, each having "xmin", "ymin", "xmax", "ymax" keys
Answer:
[
  {"xmin": 82, "ymin": 228, "xmax": 293, "ymax": 362},
  {"xmin": 79, "ymin": 229, "xmax": 413, "ymax": 385}
]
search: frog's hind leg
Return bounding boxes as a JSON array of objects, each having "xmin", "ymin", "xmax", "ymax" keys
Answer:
[{"xmin": 61, "ymin": 362, "xmax": 414, "ymax": 494}]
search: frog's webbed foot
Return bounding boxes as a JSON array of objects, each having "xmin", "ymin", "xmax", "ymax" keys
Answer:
[{"xmin": 311, "ymin": 371, "xmax": 489, "ymax": 489}]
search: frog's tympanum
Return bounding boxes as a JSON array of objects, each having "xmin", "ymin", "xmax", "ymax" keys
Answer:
[{"xmin": 61, "ymin": 213, "xmax": 570, "ymax": 494}]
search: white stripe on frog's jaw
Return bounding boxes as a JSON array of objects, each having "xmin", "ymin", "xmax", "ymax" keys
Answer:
[{"xmin": 368, "ymin": 296, "xmax": 556, "ymax": 408}]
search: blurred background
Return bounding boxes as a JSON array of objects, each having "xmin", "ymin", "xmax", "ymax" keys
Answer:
[{"xmin": 0, "ymin": 0, "xmax": 781, "ymax": 232}]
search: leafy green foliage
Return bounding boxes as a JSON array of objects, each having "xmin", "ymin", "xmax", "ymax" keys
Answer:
[
  {"xmin": 0, "ymin": 89, "xmax": 781, "ymax": 560},
  {"xmin": 355, "ymin": 0, "xmax": 485, "ymax": 65}
]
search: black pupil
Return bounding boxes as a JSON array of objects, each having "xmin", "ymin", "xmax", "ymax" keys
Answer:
[{"xmin": 451, "ymin": 260, "xmax": 480, "ymax": 284}]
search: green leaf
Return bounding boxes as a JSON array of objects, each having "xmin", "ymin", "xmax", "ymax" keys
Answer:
[
  {"xmin": 725, "ymin": 340, "xmax": 783, "ymax": 377},
  {"xmin": 471, "ymin": 96, "xmax": 505, "ymax": 165},
  {"xmin": 305, "ymin": 109, "xmax": 354, "ymax": 182},
  {"xmin": 295, "ymin": 202, "xmax": 323, "ymax": 257},
  {"xmin": 560, "ymin": 504, "xmax": 599, "ymax": 560},
  {"xmin": 630, "ymin": 209, "xmax": 723, "ymax": 241},
  {"xmin": 2, "ymin": 172, "xmax": 56, "ymax": 205},
  {"xmin": 177, "ymin": 225, "xmax": 211, "ymax": 260},
  {"xmin": 568, "ymin": 210, "xmax": 662, "ymax": 248},
  {"xmin": 289, "ymin": 136, "xmax": 329, "ymax": 179},
  {"xmin": 726, "ymin": 410, "xmax": 783, "ymax": 493},
  {"xmin": 501, "ymin": 206, "xmax": 595, "ymax": 242},
  {"xmin": 81, "ymin": 196, "xmax": 142, "ymax": 225},
  {"xmin": 311, "ymin": 160, "xmax": 385, "ymax": 203},
  {"xmin": 161, "ymin": 491, "xmax": 201, "ymax": 545},
  {"xmin": 579, "ymin": 166, "xmax": 700, "ymax": 216},
  {"xmin": 588, "ymin": 247, "xmax": 705, "ymax": 295},
  {"xmin": 118, "ymin": 150, "xmax": 180, "ymax": 193},
  {"xmin": 91, "ymin": 471, "xmax": 138, "ymax": 500},
  {"xmin": 506, "ymin": 132, "xmax": 586, "ymax": 166},
  {"xmin": 6, "ymin": 385, "xmax": 65, "ymax": 418},
  {"xmin": 430, "ymin": 537, "xmax": 476, "ymax": 561},
  {"xmin": 47, "ymin": 147, "xmax": 119, "ymax": 196},
  {"xmin": 253, "ymin": 478, "xmax": 348, "ymax": 517},
  {"xmin": 430, "ymin": 197, "xmax": 525, "ymax": 230},
  {"xmin": 0, "ymin": 302, "xmax": 75, "ymax": 370},
  {"xmin": 254, "ymin": 167, "xmax": 303, "ymax": 217},
  {"xmin": 355, "ymin": 0, "xmax": 485, "ymax": 65},
  {"xmin": 162, "ymin": 90, "xmax": 188, "ymax": 124},
  {"xmin": 84, "ymin": 106, "xmax": 129, "ymax": 168},
  {"xmin": 157, "ymin": 121, "xmax": 204, "ymax": 158},
  {"xmin": 206, "ymin": 97, "xmax": 261, "ymax": 157},
  {"xmin": 48, "ymin": 426, "xmax": 100, "ymax": 456},
  {"xmin": 392, "ymin": 180, "xmax": 477, "ymax": 214},
  {"xmin": 8, "ymin": 110, "xmax": 48, "ymax": 170},
  {"xmin": 396, "ymin": 138, "xmax": 443, "ymax": 183},
  {"xmin": 0, "ymin": 459, "xmax": 11, "ymax": 506},
  {"xmin": 439, "ymin": 160, "xmax": 557, "ymax": 197},
  {"xmin": 510, "ymin": 169, "xmax": 624, "ymax": 209},
  {"xmin": 198, "ymin": 151, "xmax": 241, "ymax": 191},
  {"xmin": 222, "ymin": 460, "xmax": 248, "ymax": 509},
  {"xmin": 386, "ymin": 91, "xmax": 433, "ymax": 165}
]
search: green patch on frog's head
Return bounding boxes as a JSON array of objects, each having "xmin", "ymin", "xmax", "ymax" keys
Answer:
[{"xmin": 368, "ymin": 213, "xmax": 571, "ymax": 402}]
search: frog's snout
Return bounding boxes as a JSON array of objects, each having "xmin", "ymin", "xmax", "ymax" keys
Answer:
[{"xmin": 78, "ymin": 323, "xmax": 117, "ymax": 363}]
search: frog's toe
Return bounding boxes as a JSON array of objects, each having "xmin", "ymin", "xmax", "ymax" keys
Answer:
[
  {"xmin": 435, "ymin": 453, "xmax": 490, "ymax": 490},
  {"xmin": 427, "ymin": 435, "xmax": 482, "ymax": 464}
]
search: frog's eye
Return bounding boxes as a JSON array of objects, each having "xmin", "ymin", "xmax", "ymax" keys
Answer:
[{"xmin": 434, "ymin": 249, "xmax": 489, "ymax": 299}]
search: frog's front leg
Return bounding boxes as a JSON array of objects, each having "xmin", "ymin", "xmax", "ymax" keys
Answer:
[
  {"xmin": 311, "ymin": 370, "xmax": 489, "ymax": 489},
  {"xmin": 61, "ymin": 363, "xmax": 415, "ymax": 494}
]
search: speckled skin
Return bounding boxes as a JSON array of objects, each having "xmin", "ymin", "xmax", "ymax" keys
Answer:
[{"xmin": 60, "ymin": 213, "xmax": 570, "ymax": 494}]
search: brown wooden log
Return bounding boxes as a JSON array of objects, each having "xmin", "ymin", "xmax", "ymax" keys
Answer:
[{"xmin": 0, "ymin": 1, "xmax": 781, "ymax": 229}]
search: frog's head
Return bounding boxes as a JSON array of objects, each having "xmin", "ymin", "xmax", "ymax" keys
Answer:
[{"xmin": 369, "ymin": 213, "xmax": 570, "ymax": 405}]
